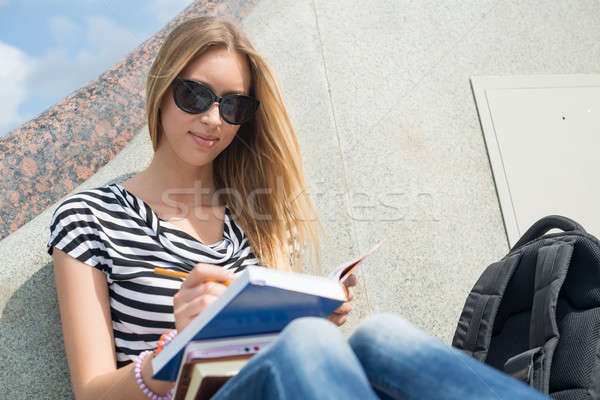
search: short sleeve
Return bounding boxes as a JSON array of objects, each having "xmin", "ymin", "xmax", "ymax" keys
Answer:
[{"xmin": 46, "ymin": 195, "xmax": 109, "ymax": 275}]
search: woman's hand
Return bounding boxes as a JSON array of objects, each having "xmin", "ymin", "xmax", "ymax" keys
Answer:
[
  {"xmin": 327, "ymin": 273, "xmax": 358, "ymax": 327},
  {"xmin": 173, "ymin": 263, "xmax": 236, "ymax": 332}
]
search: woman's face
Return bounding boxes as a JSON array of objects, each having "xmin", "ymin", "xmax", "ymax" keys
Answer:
[{"xmin": 158, "ymin": 47, "xmax": 252, "ymax": 167}]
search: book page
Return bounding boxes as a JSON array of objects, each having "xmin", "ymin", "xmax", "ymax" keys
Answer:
[{"xmin": 327, "ymin": 241, "xmax": 383, "ymax": 282}]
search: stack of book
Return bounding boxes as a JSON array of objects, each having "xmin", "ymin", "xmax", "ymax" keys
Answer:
[
  {"xmin": 172, "ymin": 334, "xmax": 278, "ymax": 399},
  {"xmin": 153, "ymin": 242, "xmax": 382, "ymax": 399}
]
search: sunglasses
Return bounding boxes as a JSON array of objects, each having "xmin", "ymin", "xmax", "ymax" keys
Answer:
[{"xmin": 172, "ymin": 77, "xmax": 260, "ymax": 125}]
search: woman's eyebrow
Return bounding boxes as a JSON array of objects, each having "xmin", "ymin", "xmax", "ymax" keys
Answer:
[
  {"xmin": 187, "ymin": 78, "xmax": 246, "ymax": 95},
  {"xmin": 224, "ymin": 88, "xmax": 246, "ymax": 95}
]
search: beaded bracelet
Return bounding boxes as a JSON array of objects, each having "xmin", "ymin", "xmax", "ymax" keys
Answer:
[
  {"xmin": 134, "ymin": 350, "xmax": 174, "ymax": 400},
  {"xmin": 155, "ymin": 330, "xmax": 178, "ymax": 356}
]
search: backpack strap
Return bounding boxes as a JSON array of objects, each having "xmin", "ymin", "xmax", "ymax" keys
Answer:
[
  {"xmin": 452, "ymin": 253, "xmax": 521, "ymax": 361},
  {"xmin": 511, "ymin": 216, "xmax": 584, "ymax": 251},
  {"xmin": 503, "ymin": 241, "xmax": 574, "ymax": 393}
]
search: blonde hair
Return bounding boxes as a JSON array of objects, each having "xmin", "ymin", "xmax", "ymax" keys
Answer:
[{"xmin": 146, "ymin": 16, "xmax": 323, "ymax": 272}]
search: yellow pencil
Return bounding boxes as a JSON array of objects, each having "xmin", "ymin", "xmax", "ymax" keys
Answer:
[{"xmin": 153, "ymin": 267, "xmax": 231, "ymax": 286}]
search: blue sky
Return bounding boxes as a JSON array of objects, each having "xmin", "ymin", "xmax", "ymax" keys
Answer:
[{"xmin": 0, "ymin": 0, "xmax": 193, "ymax": 137}]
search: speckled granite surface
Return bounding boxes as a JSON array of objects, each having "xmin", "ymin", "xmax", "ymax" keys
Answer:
[{"xmin": 0, "ymin": 0, "xmax": 259, "ymax": 240}]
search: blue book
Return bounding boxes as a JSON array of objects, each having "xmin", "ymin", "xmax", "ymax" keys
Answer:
[{"xmin": 151, "ymin": 266, "xmax": 347, "ymax": 381}]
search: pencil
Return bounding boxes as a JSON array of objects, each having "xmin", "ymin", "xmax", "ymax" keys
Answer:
[{"xmin": 153, "ymin": 267, "xmax": 231, "ymax": 286}]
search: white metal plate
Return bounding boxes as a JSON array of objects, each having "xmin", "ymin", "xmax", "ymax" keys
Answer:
[{"xmin": 471, "ymin": 75, "xmax": 600, "ymax": 246}]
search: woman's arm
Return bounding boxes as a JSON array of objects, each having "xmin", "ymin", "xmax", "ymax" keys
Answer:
[{"xmin": 53, "ymin": 249, "xmax": 174, "ymax": 399}]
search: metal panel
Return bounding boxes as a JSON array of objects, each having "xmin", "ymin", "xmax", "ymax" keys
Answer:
[{"xmin": 472, "ymin": 75, "xmax": 600, "ymax": 245}]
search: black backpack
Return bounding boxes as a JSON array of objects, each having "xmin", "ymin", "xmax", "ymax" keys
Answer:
[{"xmin": 453, "ymin": 215, "xmax": 600, "ymax": 399}]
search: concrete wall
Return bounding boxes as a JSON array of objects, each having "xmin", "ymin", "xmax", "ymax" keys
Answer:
[{"xmin": 241, "ymin": 0, "xmax": 600, "ymax": 336}]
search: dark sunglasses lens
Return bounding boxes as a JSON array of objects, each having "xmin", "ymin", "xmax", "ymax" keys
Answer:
[
  {"xmin": 174, "ymin": 80, "xmax": 213, "ymax": 113},
  {"xmin": 221, "ymin": 96, "xmax": 257, "ymax": 124}
]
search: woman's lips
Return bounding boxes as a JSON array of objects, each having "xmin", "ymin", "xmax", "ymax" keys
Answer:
[{"xmin": 188, "ymin": 132, "xmax": 218, "ymax": 148}]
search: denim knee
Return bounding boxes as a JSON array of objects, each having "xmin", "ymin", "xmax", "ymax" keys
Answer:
[
  {"xmin": 268, "ymin": 317, "xmax": 349, "ymax": 362},
  {"xmin": 216, "ymin": 317, "xmax": 381, "ymax": 400},
  {"xmin": 349, "ymin": 313, "xmax": 434, "ymax": 361},
  {"xmin": 279, "ymin": 317, "xmax": 342, "ymax": 347}
]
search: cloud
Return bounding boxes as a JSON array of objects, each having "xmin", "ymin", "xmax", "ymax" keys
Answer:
[
  {"xmin": 26, "ymin": 15, "xmax": 142, "ymax": 104},
  {"xmin": 0, "ymin": 15, "xmax": 144, "ymax": 136},
  {"xmin": 0, "ymin": 41, "xmax": 34, "ymax": 135},
  {"xmin": 147, "ymin": 0, "xmax": 193, "ymax": 24},
  {"xmin": 48, "ymin": 15, "xmax": 80, "ymax": 43},
  {"xmin": 86, "ymin": 15, "xmax": 142, "ymax": 54}
]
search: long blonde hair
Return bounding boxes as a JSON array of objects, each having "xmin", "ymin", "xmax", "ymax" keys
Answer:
[{"xmin": 146, "ymin": 16, "xmax": 323, "ymax": 272}]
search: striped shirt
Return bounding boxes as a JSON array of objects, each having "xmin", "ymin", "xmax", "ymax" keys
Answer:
[{"xmin": 46, "ymin": 183, "xmax": 259, "ymax": 368}]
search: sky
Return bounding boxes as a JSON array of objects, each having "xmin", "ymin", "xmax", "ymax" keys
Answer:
[{"xmin": 0, "ymin": 0, "xmax": 194, "ymax": 137}]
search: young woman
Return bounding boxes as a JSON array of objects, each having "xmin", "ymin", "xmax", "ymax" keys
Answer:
[{"xmin": 48, "ymin": 16, "xmax": 550, "ymax": 400}]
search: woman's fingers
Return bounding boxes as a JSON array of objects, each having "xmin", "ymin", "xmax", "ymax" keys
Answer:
[
  {"xmin": 332, "ymin": 301, "xmax": 353, "ymax": 316},
  {"xmin": 346, "ymin": 287, "xmax": 354, "ymax": 302},
  {"xmin": 174, "ymin": 293, "xmax": 218, "ymax": 331},
  {"xmin": 173, "ymin": 263, "xmax": 236, "ymax": 332},
  {"xmin": 343, "ymin": 273, "xmax": 358, "ymax": 288},
  {"xmin": 175, "ymin": 280, "xmax": 229, "ymax": 305},
  {"xmin": 327, "ymin": 313, "xmax": 348, "ymax": 327},
  {"xmin": 186, "ymin": 293, "xmax": 219, "ymax": 316},
  {"xmin": 180, "ymin": 263, "xmax": 236, "ymax": 290}
]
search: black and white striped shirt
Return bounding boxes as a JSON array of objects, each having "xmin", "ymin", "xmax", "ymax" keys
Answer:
[{"xmin": 46, "ymin": 183, "xmax": 259, "ymax": 368}]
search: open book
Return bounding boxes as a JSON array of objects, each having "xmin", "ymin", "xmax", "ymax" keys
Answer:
[
  {"xmin": 152, "ymin": 241, "xmax": 383, "ymax": 381},
  {"xmin": 327, "ymin": 241, "xmax": 383, "ymax": 281}
]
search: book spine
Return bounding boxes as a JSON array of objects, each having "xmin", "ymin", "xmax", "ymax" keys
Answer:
[{"xmin": 173, "ymin": 363, "xmax": 194, "ymax": 400}]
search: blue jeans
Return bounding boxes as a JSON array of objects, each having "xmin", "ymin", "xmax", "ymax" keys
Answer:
[{"xmin": 213, "ymin": 314, "xmax": 550, "ymax": 399}]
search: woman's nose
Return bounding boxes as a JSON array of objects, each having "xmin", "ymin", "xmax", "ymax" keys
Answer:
[{"xmin": 201, "ymin": 102, "xmax": 222, "ymax": 126}]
